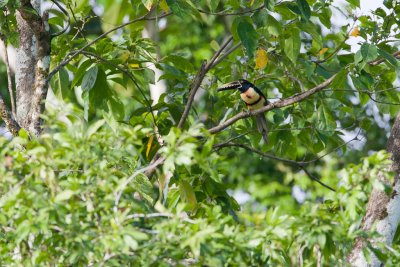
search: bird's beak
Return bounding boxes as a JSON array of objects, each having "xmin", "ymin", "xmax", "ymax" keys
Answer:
[{"xmin": 217, "ymin": 81, "xmax": 241, "ymax": 91}]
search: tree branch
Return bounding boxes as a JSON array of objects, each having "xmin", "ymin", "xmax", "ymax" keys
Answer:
[
  {"xmin": 213, "ymin": 129, "xmax": 362, "ymax": 191},
  {"xmin": 0, "ymin": 98, "xmax": 20, "ymax": 136},
  {"xmin": 177, "ymin": 36, "xmax": 233, "ymax": 129},
  {"xmin": 80, "ymin": 51, "xmax": 158, "ymax": 128},
  {"xmin": 49, "ymin": 0, "xmax": 71, "ymax": 37},
  {"xmin": 369, "ymin": 51, "xmax": 400, "ymax": 66},
  {"xmin": 209, "ymin": 42, "xmax": 241, "ymax": 69},
  {"xmin": 46, "ymin": 10, "xmax": 171, "ymax": 83},
  {"xmin": 312, "ymin": 20, "xmax": 356, "ymax": 64},
  {"xmin": 113, "ymin": 156, "xmax": 165, "ymax": 221},
  {"xmin": 126, "ymin": 212, "xmax": 195, "ymax": 224},
  {"xmin": 208, "ymin": 74, "xmax": 337, "ymax": 134},
  {"xmin": 198, "ymin": 4, "xmax": 265, "ymax": 16},
  {"xmin": 213, "ymin": 141, "xmax": 339, "ymax": 191}
]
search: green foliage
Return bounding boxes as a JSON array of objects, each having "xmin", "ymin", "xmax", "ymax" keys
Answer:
[
  {"xmin": 1, "ymin": 0, "xmax": 400, "ymax": 265},
  {"xmin": 0, "ymin": 111, "xmax": 396, "ymax": 265}
]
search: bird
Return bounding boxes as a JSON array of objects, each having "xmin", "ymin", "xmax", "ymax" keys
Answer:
[{"xmin": 217, "ymin": 79, "xmax": 269, "ymax": 144}]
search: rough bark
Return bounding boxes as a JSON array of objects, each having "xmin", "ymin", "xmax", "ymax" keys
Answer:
[
  {"xmin": 348, "ymin": 112, "xmax": 400, "ymax": 266},
  {"xmin": 15, "ymin": 10, "xmax": 37, "ymax": 130},
  {"xmin": 15, "ymin": 0, "xmax": 51, "ymax": 135}
]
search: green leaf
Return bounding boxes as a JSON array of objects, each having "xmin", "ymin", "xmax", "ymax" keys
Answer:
[
  {"xmin": 123, "ymin": 235, "xmax": 139, "ymax": 250},
  {"xmin": 51, "ymin": 67, "xmax": 70, "ymax": 99},
  {"xmin": 266, "ymin": 14, "xmax": 282, "ymax": 36},
  {"xmin": 378, "ymin": 48, "xmax": 399, "ymax": 68},
  {"xmin": 367, "ymin": 244, "xmax": 388, "ymax": 262},
  {"xmin": 360, "ymin": 43, "xmax": 378, "ymax": 62},
  {"xmin": 55, "ymin": 190, "xmax": 74, "ymax": 202},
  {"xmin": 296, "ymin": 0, "xmax": 311, "ymax": 21},
  {"xmin": 383, "ymin": 0, "xmax": 392, "ymax": 8},
  {"xmin": 0, "ymin": 0, "xmax": 9, "ymax": 8},
  {"xmin": 331, "ymin": 69, "xmax": 348, "ymax": 89},
  {"xmin": 72, "ymin": 60, "xmax": 93, "ymax": 88},
  {"xmin": 392, "ymin": 223, "xmax": 400, "ymax": 244},
  {"xmin": 264, "ymin": 0, "xmax": 275, "ymax": 10},
  {"xmin": 234, "ymin": 17, "xmax": 258, "ymax": 58},
  {"xmin": 132, "ymin": 173, "xmax": 155, "ymax": 204},
  {"xmin": 284, "ymin": 28, "xmax": 301, "ymax": 63},
  {"xmin": 164, "ymin": 55, "xmax": 195, "ymax": 72},
  {"xmin": 318, "ymin": 105, "xmax": 336, "ymax": 132},
  {"xmin": 179, "ymin": 180, "xmax": 197, "ymax": 210},
  {"xmin": 166, "ymin": 0, "xmax": 200, "ymax": 19},
  {"xmin": 318, "ymin": 7, "xmax": 332, "ymax": 28},
  {"xmin": 207, "ymin": 0, "xmax": 220, "ymax": 11},
  {"xmin": 252, "ymin": 9, "xmax": 269, "ymax": 27},
  {"xmin": 87, "ymin": 119, "xmax": 105, "ymax": 137},
  {"xmin": 346, "ymin": 0, "xmax": 360, "ymax": 8},
  {"xmin": 81, "ymin": 66, "xmax": 98, "ymax": 92}
]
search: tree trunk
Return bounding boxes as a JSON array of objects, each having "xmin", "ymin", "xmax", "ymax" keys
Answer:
[
  {"xmin": 348, "ymin": 113, "xmax": 400, "ymax": 266},
  {"xmin": 15, "ymin": 0, "xmax": 51, "ymax": 136}
]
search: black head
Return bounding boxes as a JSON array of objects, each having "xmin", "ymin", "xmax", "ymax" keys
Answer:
[{"xmin": 217, "ymin": 79, "xmax": 254, "ymax": 93}]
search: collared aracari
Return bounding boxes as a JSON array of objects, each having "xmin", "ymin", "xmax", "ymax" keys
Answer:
[{"xmin": 217, "ymin": 79, "xmax": 269, "ymax": 143}]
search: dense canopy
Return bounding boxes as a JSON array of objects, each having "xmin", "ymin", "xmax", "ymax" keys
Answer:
[{"xmin": 0, "ymin": 0, "xmax": 400, "ymax": 265}]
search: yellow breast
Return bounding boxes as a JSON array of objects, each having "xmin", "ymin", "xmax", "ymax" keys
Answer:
[{"xmin": 240, "ymin": 87, "xmax": 265, "ymax": 110}]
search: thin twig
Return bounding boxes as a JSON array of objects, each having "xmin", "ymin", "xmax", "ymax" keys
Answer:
[
  {"xmin": 300, "ymin": 166, "xmax": 335, "ymax": 192},
  {"xmin": 214, "ymin": 142, "xmax": 336, "ymax": 191},
  {"xmin": 126, "ymin": 212, "xmax": 195, "ymax": 224},
  {"xmin": 213, "ymin": 142, "xmax": 301, "ymax": 165},
  {"xmin": 113, "ymin": 157, "xmax": 165, "ymax": 219},
  {"xmin": 67, "ymin": 3, "xmax": 88, "ymax": 41},
  {"xmin": 322, "ymin": 87, "xmax": 400, "ymax": 105},
  {"xmin": 197, "ymin": 4, "xmax": 265, "ymax": 16},
  {"xmin": 214, "ymin": 129, "xmax": 362, "ymax": 191},
  {"xmin": 366, "ymin": 92, "xmax": 400, "ymax": 105},
  {"xmin": 210, "ymin": 42, "xmax": 241, "ymax": 69},
  {"xmin": 177, "ymin": 36, "xmax": 233, "ymax": 129},
  {"xmin": 300, "ymin": 128, "xmax": 362, "ymax": 165},
  {"xmin": 369, "ymin": 50, "xmax": 400, "ymax": 66},
  {"xmin": 285, "ymin": 70, "xmax": 305, "ymax": 92},
  {"xmin": 313, "ymin": 20, "xmax": 356, "ymax": 64},
  {"xmin": 47, "ymin": 10, "xmax": 171, "ymax": 83},
  {"xmin": 80, "ymin": 51, "xmax": 158, "ymax": 128},
  {"xmin": 49, "ymin": 0, "xmax": 70, "ymax": 37},
  {"xmin": 177, "ymin": 61, "xmax": 207, "ymax": 129}
]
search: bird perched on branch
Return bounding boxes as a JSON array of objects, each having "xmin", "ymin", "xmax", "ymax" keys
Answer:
[{"xmin": 217, "ymin": 79, "xmax": 269, "ymax": 143}]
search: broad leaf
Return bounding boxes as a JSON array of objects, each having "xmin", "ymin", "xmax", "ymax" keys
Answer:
[
  {"xmin": 284, "ymin": 28, "xmax": 301, "ymax": 63},
  {"xmin": 234, "ymin": 17, "xmax": 258, "ymax": 58},
  {"xmin": 360, "ymin": 43, "xmax": 378, "ymax": 62},
  {"xmin": 81, "ymin": 66, "xmax": 98, "ymax": 92},
  {"xmin": 296, "ymin": 0, "xmax": 311, "ymax": 21}
]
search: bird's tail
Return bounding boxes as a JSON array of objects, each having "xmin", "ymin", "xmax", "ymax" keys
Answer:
[{"xmin": 255, "ymin": 113, "xmax": 268, "ymax": 144}]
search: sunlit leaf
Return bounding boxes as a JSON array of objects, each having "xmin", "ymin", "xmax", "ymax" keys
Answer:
[
  {"xmin": 361, "ymin": 43, "xmax": 378, "ymax": 61},
  {"xmin": 179, "ymin": 180, "xmax": 198, "ymax": 210},
  {"xmin": 255, "ymin": 48, "xmax": 268, "ymax": 69},
  {"xmin": 350, "ymin": 26, "xmax": 360, "ymax": 37},
  {"xmin": 318, "ymin": 47, "xmax": 329, "ymax": 56},
  {"xmin": 81, "ymin": 66, "xmax": 98, "ymax": 92},
  {"xmin": 146, "ymin": 135, "xmax": 154, "ymax": 159}
]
